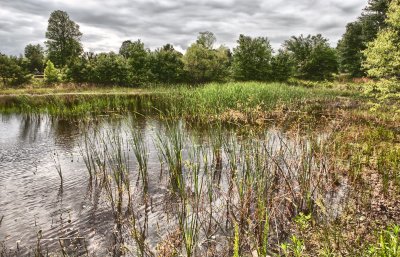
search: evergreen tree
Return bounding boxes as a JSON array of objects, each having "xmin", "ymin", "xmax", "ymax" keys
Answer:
[{"xmin": 45, "ymin": 10, "xmax": 83, "ymax": 67}]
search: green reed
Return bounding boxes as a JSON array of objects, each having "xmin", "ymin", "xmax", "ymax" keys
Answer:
[{"xmin": 155, "ymin": 123, "xmax": 185, "ymax": 195}]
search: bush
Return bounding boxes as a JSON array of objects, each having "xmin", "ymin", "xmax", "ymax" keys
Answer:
[
  {"xmin": 44, "ymin": 60, "xmax": 61, "ymax": 83},
  {"xmin": 364, "ymin": 79, "xmax": 400, "ymax": 112},
  {"xmin": 92, "ymin": 53, "xmax": 131, "ymax": 86},
  {"xmin": 0, "ymin": 54, "xmax": 31, "ymax": 87}
]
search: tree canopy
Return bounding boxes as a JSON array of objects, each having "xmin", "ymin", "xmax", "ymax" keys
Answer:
[
  {"xmin": 148, "ymin": 44, "xmax": 185, "ymax": 84},
  {"xmin": 284, "ymin": 34, "xmax": 338, "ymax": 80},
  {"xmin": 232, "ymin": 34, "xmax": 273, "ymax": 81},
  {"xmin": 337, "ymin": 0, "xmax": 392, "ymax": 77},
  {"xmin": 0, "ymin": 53, "xmax": 31, "ymax": 87},
  {"xmin": 363, "ymin": 0, "xmax": 400, "ymax": 79},
  {"xmin": 119, "ymin": 40, "xmax": 149, "ymax": 85},
  {"xmin": 183, "ymin": 33, "xmax": 230, "ymax": 83},
  {"xmin": 45, "ymin": 10, "xmax": 83, "ymax": 67},
  {"xmin": 7, "ymin": 6, "xmax": 400, "ymax": 87},
  {"xmin": 24, "ymin": 44, "xmax": 45, "ymax": 73}
]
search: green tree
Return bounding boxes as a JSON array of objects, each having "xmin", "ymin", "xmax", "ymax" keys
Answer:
[
  {"xmin": 196, "ymin": 31, "xmax": 217, "ymax": 49},
  {"xmin": 337, "ymin": 22, "xmax": 365, "ymax": 77},
  {"xmin": 119, "ymin": 40, "xmax": 149, "ymax": 85},
  {"xmin": 92, "ymin": 52, "xmax": 130, "ymax": 85},
  {"xmin": 361, "ymin": 0, "xmax": 392, "ymax": 42},
  {"xmin": 148, "ymin": 44, "xmax": 185, "ymax": 83},
  {"xmin": 64, "ymin": 53, "xmax": 96, "ymax": 83},
  {"xmin": 183, "ymin": 33, "xmax": 230, "ymax": 83},
  {"xmin": 24, "ymin": 44, "xmax": 45, "ymax": 73},
  {"xmin": 337, "ymin": 0, "xmax": 392, "ymax": 77},
  {"xmin": 45, "ymin": 10, "xmax": 83, "ymax": 67},
  {"xmin": 0, "ymin": 53, "xmax": 31, "ymax": 87},
  {"xmin": 271, "ymin": 50, "xmax": 294, "ymax": 81},
  {"xmin": 283, "ymin": 34, "xmax": 338, "ymax": 80},
  {"xmin": 363, "ymin": 0, "xmax": 400, "ymax": 78},
  {"xmin": 44, "ymin": 60, "xmax": 61, "ymax": 83},
  {"xmin": 232, "ymin": 34, "xmax": 273, "ymax": 81}
]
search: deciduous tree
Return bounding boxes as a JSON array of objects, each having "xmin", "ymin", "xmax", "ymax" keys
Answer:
[
  {"xmin": 24, "ymin": 44, "xmax": 45, "ymax": 73},
  {"xmin": 232, "ymin": 34, "xmax": 273, "ymax": 81},
  {"xmin": 44, "ymin": 60, "xmax": 60, "ymax": 83},
  {"xmin": 148, "ymin": 44, "xmax": 184, "ymax": 83},
  {"xmin": 364, "ymin": 0, "xmax": 400, "ymax": 79},
  {"xmin": 284, "ymin": 34, "xmax": 338, "ymax": 80},
  {"xmin": 119, "ymin": 40, "xmax": 149, "ymax": 85},
  {"xmin": 183, "ymin": 33, "xmax": 230, "ymax": 83}
]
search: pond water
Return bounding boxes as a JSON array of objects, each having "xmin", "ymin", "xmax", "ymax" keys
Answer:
[
  {"xmin": 0, "ymin": 113, "xmax": 174, "ymax": 255},
  {"xmin": 0, "ymin": 110, "xmax": 344, "ymax": 256}
]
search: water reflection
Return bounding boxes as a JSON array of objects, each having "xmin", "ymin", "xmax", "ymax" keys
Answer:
[{"xmin": 0, "ymin": 113, "xmax": 339, "ymax": 256}]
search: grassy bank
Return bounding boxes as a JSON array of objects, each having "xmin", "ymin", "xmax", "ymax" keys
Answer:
[
  {"xmin": 0, "ymin": 82, "xmax": 361, "ymax": 121},
  {"xmin": 0, "ymin": 83, "xmax": 150, "ymax": 96}
]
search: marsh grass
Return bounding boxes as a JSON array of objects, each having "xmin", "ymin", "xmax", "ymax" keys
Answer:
[
  {"xmin": 2, "ymin": 82, "xmax": 399, "ymax": 256},
  {"xmin": 155, "ymin": 123, "xmax": 185, "ymax": 195},
  {"xmin": 0, "ymin": 82, "xmax": 357, "ymax": 125},
  {"xmin": 3, "ymin": 115, "xmax": 397, "ymax": 256}
]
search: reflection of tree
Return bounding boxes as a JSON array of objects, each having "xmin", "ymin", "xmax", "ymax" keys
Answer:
[
  {"xmin": 19, "ymin": 114, "xmax": 43, "ymax": 143},
  {"xmin": 51, "ymin": 118, "xmax": 80, "ymax": 151}
]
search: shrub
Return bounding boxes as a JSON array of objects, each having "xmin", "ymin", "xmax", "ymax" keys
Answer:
[
  {"xmin": 44, "ymin": 60, "xmax": 61, "ymax": 84},
  {"xmin": 0, "ymin": 54, "xmax": 31, "ymax": 87}
]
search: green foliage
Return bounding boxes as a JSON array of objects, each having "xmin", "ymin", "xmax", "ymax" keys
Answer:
[
  {"xmin": 283, "ymin": 34, "xmax": 338, "ymax": 80},
  {"xmin": 64, "ymin": 54, "xmax": 93, "ymax": 83},
  {"xmin": 337, "ymin": 22, "xmax": 365, "ymax": 77},
  {"xmin": 119, "ymin": 40, "xmax": 149, "ymax": 85},
  {"xmin": 44, "ymin": 60, "xmax": 60, "ymax": 83},
  {"xmin": 294, "ymin": 212, "xmax": 312, "ymax": 230},
  {"xmin": 338, "ymin": 0, "xmax": 392, "ymax": 78},
  {"xmin": 232, "ymin": 34, "xmax": 273, "ymax": 81},
  {"xmin": 45, "ymin": 10, "xmax": 83, "ymax": 67},
  {"xmin": 364, "ymin": 0, "xmax": 400, "ymax": 79},
  {"xmin": 24, "ymin": 44, "xmax": 44, "ymax": 73},
  {"xmin": 363, "ymin": 29, "xmax": 400, "ymax": 78},
  {"xmin": 361, "ymin": 0, "xmax": 392, "ymax": 42},
  {"xmin": 0, "ymin": 53, "xmax": 32, "ymax": 87},
  {"xmin": 148, "ymin": 44, "xmax": 185, "ymax": 84},
  {"xmin": 271, "ymin": 50, "xmax": 294, "ymax": 81},
  {"xmin": 183, "ymin": 33, "xmax": 230, "ymax": 83},
  {"xmin": 280, "ymin": 235, "xmax": 306, "ymax": 257},
  {"xmin": 91, "ymin": 52, "xmax": 130, "ymax": 86},
  {"xmin": 196, "ymin": 31, "xmax": 216, "ymax": 49},
  {"xmin": 367, "ymin": 225, "xmax": 400, "ymax": 257}
]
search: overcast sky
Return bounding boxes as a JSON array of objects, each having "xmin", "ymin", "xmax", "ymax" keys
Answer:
[{"xmin": 0, "ymin": 0, "xmax": 367, "ymax": 55}]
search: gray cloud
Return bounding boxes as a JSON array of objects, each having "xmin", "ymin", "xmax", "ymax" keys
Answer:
[{"xmin": 0, "ymin": 0, "xmax": 367, "ymax": 55}]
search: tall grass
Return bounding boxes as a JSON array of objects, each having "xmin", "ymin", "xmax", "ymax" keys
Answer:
[
  {"xmin": 155, "ymin": 123, "xmax": 185, "ymax": 194},
  {"xmin": 0, "ymin": 82, "xmax": 356, "ymax": 123}
]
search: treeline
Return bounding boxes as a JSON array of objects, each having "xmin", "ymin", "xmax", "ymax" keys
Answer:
[
  {"xmin": 1, "ymin": 0, "xmax": 399, "ymax": 87},
  {"xmin": 0, "ymin": 14, "xmax": 339, "ymax": 87}
]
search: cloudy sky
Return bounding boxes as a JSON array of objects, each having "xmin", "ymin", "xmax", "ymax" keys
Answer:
[{"xmin": 0, "ymin": 0, "xmax": 367, "ymax": 55}]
